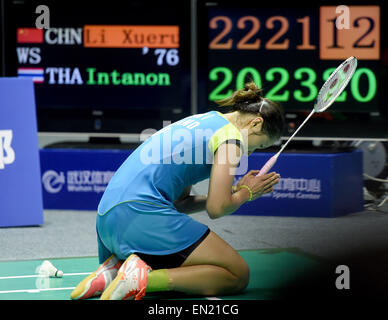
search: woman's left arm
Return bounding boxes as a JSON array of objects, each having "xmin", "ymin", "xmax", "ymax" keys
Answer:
[{"xmin": 174, "ymin": 186, "xmax": 207, "ymax": 214}]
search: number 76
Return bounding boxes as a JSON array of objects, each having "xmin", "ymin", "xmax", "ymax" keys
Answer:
[{"xmin": 154, "ymin": 49, "xmax": 179, "ymax": 66}]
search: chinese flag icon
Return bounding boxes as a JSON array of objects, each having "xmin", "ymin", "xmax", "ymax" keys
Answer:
[{"xmin": 17, "ymin": 28, "xmax": 43, "ymax": 43}]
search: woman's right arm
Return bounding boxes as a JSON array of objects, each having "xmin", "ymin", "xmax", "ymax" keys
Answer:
[{"xmin": 206, "ymin": 143, "xmax": 280, "ymax": 219}]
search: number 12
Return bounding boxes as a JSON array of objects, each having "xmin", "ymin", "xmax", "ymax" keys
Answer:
[{"xmin": 327, "ymin": 16, "xmax": 376, "ymax": 48}]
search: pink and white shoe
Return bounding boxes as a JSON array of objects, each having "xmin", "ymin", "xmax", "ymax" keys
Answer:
[
  {"xmin": 70, "ymin": 255, "xmax": 122, "ymax": 300},
  {"xmin": 100, "ymin": 254, "xmax": 151, "ymax": 300}
]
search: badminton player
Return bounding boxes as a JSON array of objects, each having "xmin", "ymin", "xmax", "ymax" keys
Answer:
[{"xmin": 71, "ymin": 82, "xmax": 284, "ymax": 300}]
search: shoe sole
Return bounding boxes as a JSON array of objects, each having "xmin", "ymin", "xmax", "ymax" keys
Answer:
[
  {"xmin": 71, "ymin": 255, "xmax": 118, "ymax": 300},
  {"xmin": 100, "ymin": 255, "xmax": 138, "ymax": 300},
  {"xmin": 70, "ymin": 272, "xmax": 99, "ymax": 300}
]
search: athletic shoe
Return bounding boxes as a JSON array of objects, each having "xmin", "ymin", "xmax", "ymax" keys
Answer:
[
  {"xmin": 100, "ymin": 254, "xmax": 151, "ymax": 300},
  {"xmin": 70, "ymin": 255, "xmax": 122, "ymax": 300}
]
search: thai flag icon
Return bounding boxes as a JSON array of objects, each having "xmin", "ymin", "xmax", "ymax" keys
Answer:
[{"xmin": 17, "ymin": 68, "xmax": 44, "ymax": 83}]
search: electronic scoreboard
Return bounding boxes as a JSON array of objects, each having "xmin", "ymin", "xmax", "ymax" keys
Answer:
[
  {"xmin": 2, "ymin": 0, "xmax": 191, "ymax": 134},
  {"xmin": 197, "ymin": 0, "xmax": 387, "ymax": 139},
  {"xmin": 2, "ymin": 0, "xmax": 387, "ymax": 139}
]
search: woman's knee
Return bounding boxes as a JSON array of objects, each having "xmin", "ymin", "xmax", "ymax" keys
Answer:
[
  {"xmin": 182, "ymin": 231, "xmax": 250, "ymax": 293},
  {"xmin": 232, "ymin": 258, "xmax": 250, "ymax": 293}
]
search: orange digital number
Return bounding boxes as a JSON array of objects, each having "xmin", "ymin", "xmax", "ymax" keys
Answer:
[
  {"xmin": 320, "ymin": 6, "xmax": 380, "ymax": 60},
  {"xmin": 236, "ymin": 16, "xmax": 260, "ymax": 50},
  {"xmin": 265, "ymin": 16, "xmax": 289, "ymax": 50},
  {"xmin": 209, "ymin": 14, "xmax": 318, "ymax": 51},
  {"xmin": 352, "ymin": 17, "xmax": 376, "ymax": 48},
  {"xmin": 296, "ymin": 16, "xmax": 316, "ymax": 50},
  {"xmin": 209, "ymin": 16, "xmax": 233, "ymax": 50}
]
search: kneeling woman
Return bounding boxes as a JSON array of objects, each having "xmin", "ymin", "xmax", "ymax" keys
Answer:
[{"xmin": 71, "ymin": 82, "xmax": 284, "ymax": 300}]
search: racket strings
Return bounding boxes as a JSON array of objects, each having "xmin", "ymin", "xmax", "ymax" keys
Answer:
[{"xmin": 315, "ymin": 57, "xmax": 357, "ymax": 112}]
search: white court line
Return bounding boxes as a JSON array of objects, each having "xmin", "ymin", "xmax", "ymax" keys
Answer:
[
  {"xmin": 0, "ymin": 287, "xmax": 75, "ymax": 294},
  {"xmin": 0, "ymin": 288, "xmax": 222, "ymax": 297},
  {"xmin": 0, "ymin": 273, "xmax": 219, "ymax": 297},
  {"xmin": 0, "ymin": 272, "xmax": 91, "ymax": 280}
]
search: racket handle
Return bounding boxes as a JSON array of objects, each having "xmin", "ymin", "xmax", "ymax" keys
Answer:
[{"xmin": 256, "ymin": 154, "xmax": 278, "ymax": 176}]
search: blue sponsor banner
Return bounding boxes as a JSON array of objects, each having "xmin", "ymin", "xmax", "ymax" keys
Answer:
[
  {"xmin": 0, "ymin": 78, "xmax": 44, "ymax": 227},
  {"xmin": 39, "ymin": 147, "xmax": 363, "ymax": 217},
  {"xmin": 233, "ymin": 150, "xmax": 364, "ymax": 217},
  {"xmin": 40, "ymin": 149, "xmax": 132, "ymax": 210}
]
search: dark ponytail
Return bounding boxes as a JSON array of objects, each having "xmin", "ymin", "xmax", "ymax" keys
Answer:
[{"xmin": 215, "ymin": 82, "xmax": 285, "ymax": 140}]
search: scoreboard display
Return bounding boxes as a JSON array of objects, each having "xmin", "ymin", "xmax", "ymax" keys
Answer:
[
  {"xmin": 197, "ymin": 0, "xmax": 387, "ymax": 138},
  {"xmin": 2, "ymin": 0, "xmax": 191, "ymax": 133},
  {"xmin": 2, "ymin": 0, "xmax": 387, "ymax": 138}
]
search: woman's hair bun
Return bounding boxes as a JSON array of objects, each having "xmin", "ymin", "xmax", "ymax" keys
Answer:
[
  {"xmin": 214, "ymin": 81, "xmax": 285, "ymax": 140},
  {"xmin": 215, "ymin": 81, "xmax": 263, "ymax": 107},
  {"xmin": 243, "ymin": 81, "xmax": 263, "ymax": 98}
]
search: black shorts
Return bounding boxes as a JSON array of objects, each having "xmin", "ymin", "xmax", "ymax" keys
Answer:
[{"xmin": 135, "ymin": 228, "xmax": 211, "ymax": 270}]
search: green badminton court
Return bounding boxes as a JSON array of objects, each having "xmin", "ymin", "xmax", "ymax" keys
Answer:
[{"xmin": 0, "ymin": 248, "xmax": 331, "ymax": 300}]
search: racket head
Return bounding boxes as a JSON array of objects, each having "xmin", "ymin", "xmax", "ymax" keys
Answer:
[{"xmin": 314, "ymin": 56, "xmax": 358, "ymax": 112}]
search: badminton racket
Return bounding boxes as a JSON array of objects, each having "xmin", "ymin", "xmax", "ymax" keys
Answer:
[{"xmin": 257, "ymin": 56, "xmax": 358, "ymax": 176}]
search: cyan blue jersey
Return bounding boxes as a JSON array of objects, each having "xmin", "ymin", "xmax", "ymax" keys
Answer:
[{"xmin": 98, "ymin": 111, "xmax": 245, "ymax": 215}]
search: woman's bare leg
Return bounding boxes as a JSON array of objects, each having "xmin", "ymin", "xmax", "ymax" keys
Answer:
[{"xmin": 156, "ymin": 231, "xmax": 250, "ymax": 296}]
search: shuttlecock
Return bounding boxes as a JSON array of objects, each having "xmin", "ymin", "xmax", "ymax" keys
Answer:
[{"xmin": 36, "ymin": 260, "xmax": 63, "ymax": 278}]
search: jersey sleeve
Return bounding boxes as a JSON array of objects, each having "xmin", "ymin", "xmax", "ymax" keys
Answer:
[{"xmin": 207, "ymin": 123, "xmax": 246, "ymax": 155}]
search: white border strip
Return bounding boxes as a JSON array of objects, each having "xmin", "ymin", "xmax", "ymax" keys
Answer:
[
  {"xmin": 0, "ymin": 272, "xmax": 91, "ymax": 280},
  {"xmin": 283, "ymin": 137, "xmax": 388, "ymax": 142},
  {"xmin": 38, "ymin": 132, "xmax": 388, "ymax": 142},
  {"xmin": 0, "ymin": 287, "xmax": 75, "ymax": 294}
]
